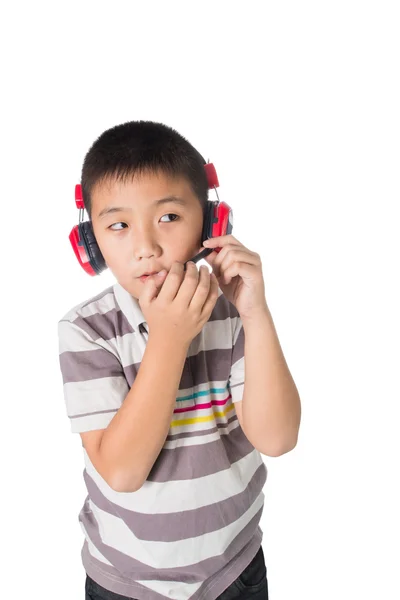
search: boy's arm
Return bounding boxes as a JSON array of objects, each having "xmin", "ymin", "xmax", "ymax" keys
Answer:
[
  {"xmin": 240, "ymin": 306, "xmax": 301, "ymax": 456},
  {"xmin": 58, "ymin": 318, "xmax": 189, "ymax": 493},
  {"xmin": 98, "ymin": 332, "xmax": 189, "ymax": 493}
]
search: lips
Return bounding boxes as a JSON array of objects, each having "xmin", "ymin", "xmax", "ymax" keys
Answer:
[{"xmin": 138, "ymin": 271, "xmax": 160, "ymax": 278}]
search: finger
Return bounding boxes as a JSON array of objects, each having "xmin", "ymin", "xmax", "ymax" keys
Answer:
[
  {"xmin": 139, "ymin": 270, "xmax": 168, "ymax": 305},
  {"xmin": 157, "ymin": 261, "xmax": 185, "ymax": 302},
  {"xmin": 213, "ymin": 244, "xmax": 257, "ymax": 267},
  {"xmin": 219, "ymin": 249, "xmax": 260, "ymax": 275},
  {"xmin": 175, "ymin": 261, "xmax": 200, "ymax": 306},
  {"xmin": 200, "ymin": 271, "xmax": 220, "ymax": 318},
  {"xmin": 203, "ymin": 235, "xmax": 243, "ymax": 249},
  {"xmin": 204, "ymin": 245, "xmax": 253, "ymax": 279},
  {"xmin": 222, "ymin": 261, "xmax": 260, "ymax": 285},
  {"xmin": 188, "ymin": 265, "xmax": 212, "ymax": 311}
]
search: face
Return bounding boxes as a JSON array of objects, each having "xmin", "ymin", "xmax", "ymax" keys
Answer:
[{"xmin": 91, "ymin": 170, "xmax": 205, "ymax": 298}]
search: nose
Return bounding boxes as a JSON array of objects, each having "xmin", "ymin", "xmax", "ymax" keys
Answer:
[{"xmin": 132, "ymin": 226, "xmax": 161, "ymax": 260}]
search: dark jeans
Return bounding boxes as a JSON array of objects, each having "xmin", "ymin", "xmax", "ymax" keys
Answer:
[{"xmin": 85, "ymin": 545, "xmax": 268, "ymax": 599}]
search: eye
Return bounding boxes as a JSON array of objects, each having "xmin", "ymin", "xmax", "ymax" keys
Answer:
[
  {"xmin": 160, "ymin": 213, "xmax": 179, "ymax": 223},
  {"xmin": 109, "ymin": 222, "xmax": 128, "ymax": 231}
]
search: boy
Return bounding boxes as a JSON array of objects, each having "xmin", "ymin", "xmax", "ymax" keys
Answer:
[{"xmin": 58, "ymin": 121, "xmax": 301, "ymax": 600}]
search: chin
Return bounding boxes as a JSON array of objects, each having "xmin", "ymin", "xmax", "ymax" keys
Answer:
[
  {"xmin": 128, "ymin": 282, "xmax": 141, "ymax": 298},
  {"xmin": 113, "ymin": 277, "xmax": 140, "ymax": 298}
]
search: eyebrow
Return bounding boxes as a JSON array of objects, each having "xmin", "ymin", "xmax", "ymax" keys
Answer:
[{"xmin": 97, "ymin": 195, "xmax": 188, "ymax": 219}]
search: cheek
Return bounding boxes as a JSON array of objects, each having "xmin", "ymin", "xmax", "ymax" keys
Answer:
[
  {"xmin": 181, "ymin": 223, "xmax": 203, "ymax": 245},
  {"xmin": 96, "ymin": 232, "xmax": 127, "ymax": 262}
]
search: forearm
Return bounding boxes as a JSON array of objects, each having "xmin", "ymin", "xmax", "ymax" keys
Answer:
[
  {"xmin": 99, "ymin": 334, "xmax": 189, "ymax": 493},
  {"xmin": 241, "ymin": 306, "xmax": 301, "ymax": 456}
]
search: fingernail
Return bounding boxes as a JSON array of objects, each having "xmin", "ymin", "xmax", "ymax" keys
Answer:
[{"xmin": 158, "ymin": 270, "xmax": 167, "ymax": 276}]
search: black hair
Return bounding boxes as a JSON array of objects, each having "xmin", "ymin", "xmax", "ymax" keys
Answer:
[{"xmin": 81, "ymin": 120, "xmax": 209, "ymax": 219}]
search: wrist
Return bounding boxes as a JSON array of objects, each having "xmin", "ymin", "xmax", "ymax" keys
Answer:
[
  {"xmin": 147, "ymin": 331, "xmax": 191, "ymax": 355},
  {"xmin": 240, "ymin": 303, "xmax": 271, "ymax": 325}
]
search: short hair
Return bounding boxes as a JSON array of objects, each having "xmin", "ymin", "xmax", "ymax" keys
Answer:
[{"xmin": 81, "ymin": 120, "xmax": 209, "ymax": 219}]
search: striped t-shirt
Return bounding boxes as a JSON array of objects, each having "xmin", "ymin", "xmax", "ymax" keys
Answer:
[{"xmin": 57, "ymin": 281, "xmax": 268, "ymax": 600}]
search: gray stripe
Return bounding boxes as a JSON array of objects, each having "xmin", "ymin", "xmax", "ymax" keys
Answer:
[
  {"xmin": 86, "ymin": 424, "xmax": 256, "ymax": 488},
  {"xmin": 61, "ymin": 346, "xmax": 235, "ymax": 389},
  {"xmin": 84, "ymin": 462, "xmax": 266, "ymax": 542},
  {"xmin": 73, "ymin": 308, "xmax": 134, "ymax": 342},
  {"xmin": 59, "ymin": 348, "xmax": 123, "ymax": 384},
  {"xmin": 80, "ymin": 500, "xmax": 264, "ymax": 581},
  {"xmin": 209, "ymin": 294, "xmax": 239, "ymax": 322}
]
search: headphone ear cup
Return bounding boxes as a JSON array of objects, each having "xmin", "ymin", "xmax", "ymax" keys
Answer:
[
  {"xmin": 201, "ymin": 202, "xmax": 216, "ymax": 244},
  {"xmin": 79, "ymin": 221, "xmax": 107, "ymax": 275}
]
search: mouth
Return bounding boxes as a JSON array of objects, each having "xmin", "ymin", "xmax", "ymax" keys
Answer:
[{"xmin": 137, "ymin": 271, "xmax": 163, "ymax": 282}]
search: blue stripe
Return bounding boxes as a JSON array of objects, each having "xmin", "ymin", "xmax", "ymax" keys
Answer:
[{"xmin": 176, "ymin": 387, "xmax": 227, "ymax": 402}]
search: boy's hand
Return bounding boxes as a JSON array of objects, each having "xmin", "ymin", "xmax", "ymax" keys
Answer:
[
  {"xmin": 138, "ymin": 261, "xmax": 219, "ymax": 346},
  {"xmin": 202, "ymin": 234, "xmax": 268, "ymax": 319}
]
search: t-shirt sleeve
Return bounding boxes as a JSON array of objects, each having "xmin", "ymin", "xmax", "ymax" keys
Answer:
[
  {"xmin": 58, "ymin": 319, "xmax": 129, "ymax": 433},
  {"xmin": 229, "ymin": 315, "xmax": 245, "ymax": 403}
]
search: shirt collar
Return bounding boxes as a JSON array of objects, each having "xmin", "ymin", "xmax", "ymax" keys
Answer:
[{"xmin": 113, "ymin": 282, "xmax": 147, "ymax": 333}]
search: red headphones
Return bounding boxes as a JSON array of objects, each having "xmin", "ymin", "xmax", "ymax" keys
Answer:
[{"xmin": 69, "ymin": 162, "xmax": 233, "ymax": 276}]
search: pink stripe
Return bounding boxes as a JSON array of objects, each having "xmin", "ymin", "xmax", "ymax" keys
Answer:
[{"xmin": 174, "ymin": 394, "xmax": 232, "ymax": 414}]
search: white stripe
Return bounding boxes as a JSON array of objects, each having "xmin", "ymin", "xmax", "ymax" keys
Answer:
[
  {"xmin": 229, "ymin": 356, "xmax": 245, "ymax": 395},
  {"xmin": 188, "ymin": 316, "xmax": 238, "ymax": 355},
  {"xmin": 114, "ymin": 332, "xmax": 146, "ymax": 366},
  {"xmin": 232, "ymin": 316, "xmax": 242, "ymax": 344},
  {"xmin": 80, "ymin": 521, "xmax": 113, "ymax": 566},
  {"xmin": 230, "ymin": 382, "xmax": 244, "ymax": 403},
  {"xmin": 58, "ymin": 320, "xmax": 118, "ymax": 355},
  {"xmin": 71, "ymin": 412, "xmax": 118, "ymax": 433},
  {"xmin": 64, "ymin": 376, "xmax": 128, "ymax": 415},
  {"xmin": 113, "ymin": 283, "xmax": 145, "ymax": 331}
]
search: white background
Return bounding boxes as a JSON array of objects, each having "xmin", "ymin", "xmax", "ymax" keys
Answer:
[{"xmin": 1, "ymin": 1, "xmax": 399, "ymax": 599}]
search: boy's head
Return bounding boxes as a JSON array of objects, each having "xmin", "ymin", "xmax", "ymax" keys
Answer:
[{"xmin": 81, "ymin": 120, "xmax": 209, "ymax": 299}]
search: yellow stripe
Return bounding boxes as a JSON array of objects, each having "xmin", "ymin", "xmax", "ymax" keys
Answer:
[{"xmin": 171, "ymin": 403, "xmax": 236, "ymax": 428}]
